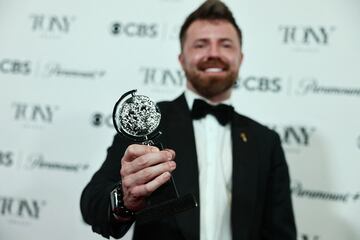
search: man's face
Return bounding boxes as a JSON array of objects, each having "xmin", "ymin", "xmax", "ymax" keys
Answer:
[{"xmin": 179, "ymin": 20, "xmax": 243, "ymax": 100}]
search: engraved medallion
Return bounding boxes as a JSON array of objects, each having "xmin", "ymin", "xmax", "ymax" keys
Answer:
[{"xmin": 113, "ymin": 89, "xmax": 161, "ymax": 143}]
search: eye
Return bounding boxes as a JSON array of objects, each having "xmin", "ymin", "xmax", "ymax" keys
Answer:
[
  {"xmin": 194, "ymin": 42, "xmax": 205, "ymax": 48},
  {"xmin": 193, "ymin": 40, "xmax": 207, "ymax": 49},
  {"xmin": 222, "ymin": 42, "xmax": 233, "ymax": 48}
]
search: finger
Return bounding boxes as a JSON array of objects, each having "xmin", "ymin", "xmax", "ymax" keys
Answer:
[
  {"xmin": 123, "ymin": 160, "xmax": 176, "ymax": 187},
  {"xmin": 164, "ymin": 148, "xmax": 176, "ymax": 159},
  {"xmin": 128, "ymin": 172, "xmax": 172, "ymax": 198},
  {"xmin": 125, "ymin": 150, "xmax": 175, "ymax": 175},
  {"xmin": 123, "ymin": 144, "xmax": 159, "ymax": 162}
]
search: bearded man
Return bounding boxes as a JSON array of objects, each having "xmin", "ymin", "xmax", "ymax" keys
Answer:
[{"xmin": 80, "ymin": 1, "xmax": 297, "ymax": 240}]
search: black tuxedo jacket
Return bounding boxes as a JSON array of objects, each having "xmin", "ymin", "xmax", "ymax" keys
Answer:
[{"xmin": 80, "ymin": 94, "xmax": 296, "ymax": 240}]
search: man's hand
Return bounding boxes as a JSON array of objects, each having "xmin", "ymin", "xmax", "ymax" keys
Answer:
[{"xmin": 120, "ymin": 144, "xmax": 176, "ymax": 212}]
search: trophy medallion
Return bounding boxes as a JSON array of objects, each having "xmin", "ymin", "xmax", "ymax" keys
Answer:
[{"xmin": 113, "ymin": 90, "xmax": 161, "ymax": 144}]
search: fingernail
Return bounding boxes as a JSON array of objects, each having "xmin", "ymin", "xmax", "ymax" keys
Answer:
[
  {"xmin": 166, "ymin": 152, "xmax": 172, "ymax": 160},
  {"xmin": 164, "ymin": 172, "xmax": 171, "ymax": 179},
  {"xmin": 151, "ymin": 146, "xmax": 159, "ymax": 152},
  {"xmin": 169, "ymin": 161, "xmax": 176, "ymax": 170}
]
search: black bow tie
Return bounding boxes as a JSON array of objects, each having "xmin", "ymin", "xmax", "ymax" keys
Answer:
[{"xmin": 191, "ymin": 99, "xmax": 234, "ymax": 126}]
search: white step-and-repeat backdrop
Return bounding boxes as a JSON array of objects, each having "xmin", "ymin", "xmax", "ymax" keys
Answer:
[{"xmin": 1, "ymin": 0, "xmax": 359, "ymax": 239}]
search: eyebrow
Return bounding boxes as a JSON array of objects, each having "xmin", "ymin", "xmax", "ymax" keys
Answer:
[{"xmin": 193, "ymin": 38, "xmax": 234, "ymax": 43}]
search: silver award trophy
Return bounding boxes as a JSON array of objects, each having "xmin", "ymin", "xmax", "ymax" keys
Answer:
[{"xmin": 113, "ymin": 89, "xmax": 197, "ymax": 224}]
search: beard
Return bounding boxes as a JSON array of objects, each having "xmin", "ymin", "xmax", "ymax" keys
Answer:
[{"xmin": 184, "ymin": 58, "xmax": 238, "ymax": 98}]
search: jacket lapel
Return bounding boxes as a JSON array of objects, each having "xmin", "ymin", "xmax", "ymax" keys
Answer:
[
  {"xmin": 159, "ymin": 94, "xmax": 259, "ymax": 240},
  {"xmin": 231, "ymin": 114, "xmax": 259, "ymax": 240},
  {"xmin": 160, "ymin": 94, "xmax": 200, "ymax": 240}
]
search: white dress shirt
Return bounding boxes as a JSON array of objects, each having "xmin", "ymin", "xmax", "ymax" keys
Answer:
[{"xmin": 184, "ymin": 89, "xmax": 233, "ymax": 240}]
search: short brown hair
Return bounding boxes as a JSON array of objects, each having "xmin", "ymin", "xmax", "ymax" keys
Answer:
[{"xmin": 179, "ymin": 0, "xmax": 243, "ymax": 50}]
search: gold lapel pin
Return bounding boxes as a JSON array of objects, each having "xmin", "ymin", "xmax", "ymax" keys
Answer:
[{"xmin": 240, "ymin": 132, "xmax": 247, "ymax": 142}]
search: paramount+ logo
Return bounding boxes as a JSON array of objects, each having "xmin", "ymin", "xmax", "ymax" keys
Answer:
[
  {"xmin": 41, "ymin": 62, "xmax": 106, "ymax": 80},
  {"xmin": 0, "ymin": 150, "xmax": 89, "ymax": 173},
  {"xmin": 0, "ymin": 196, "xmax": 46, "ymax": 222},
  {"xmin": 294, "ymin": 78, "xmax": 360, "ymax": 97},
  {"xmin": 291, "ymin": 180, "xmax": 360, "ymax": 203},
  {"xmin": 111, "ymin": 22, "xmax": 158, "ymax": 38},
  {"xmin": 24, "ymin": 153, "xmax": 89, "ymax": 172}
]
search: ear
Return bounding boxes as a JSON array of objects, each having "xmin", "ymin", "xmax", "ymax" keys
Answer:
[
  {"xmin": 178, "ymin": 53, "xmax": 185, "ymax": 69},
  {"xmin": 239, "ymin": 52, "xmax": 244, "ymax": 66}
]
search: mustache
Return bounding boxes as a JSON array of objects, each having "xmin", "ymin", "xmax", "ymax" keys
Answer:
[{"xmin": 197, "ymin": 58, "xmax": 229, "ymax": 71}]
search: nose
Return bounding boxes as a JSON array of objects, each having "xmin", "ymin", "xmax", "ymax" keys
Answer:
[{"xmin": 207, "ymin": 43, "xmax": 221, "ymax": 58}]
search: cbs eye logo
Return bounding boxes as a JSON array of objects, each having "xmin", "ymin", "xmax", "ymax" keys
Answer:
[
  {"xmin": 0, "ymin": 151, "xmax": 14, "ymax": 167},
  {"xmin": 111, "ymin": 22, "xmax": 158, "ymax": 38},
  {"xmin": 91, "ymin": 113, "xmax": 103, "ymax": 127},
  {"xmin": 91, "ymin": 112, "xmax": 113, "ymax": 128}
]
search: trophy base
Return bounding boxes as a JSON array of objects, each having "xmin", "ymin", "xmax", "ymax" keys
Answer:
[{"xmin": 135, "ymin": 193, "xmax": 197, "ymax": 224}]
